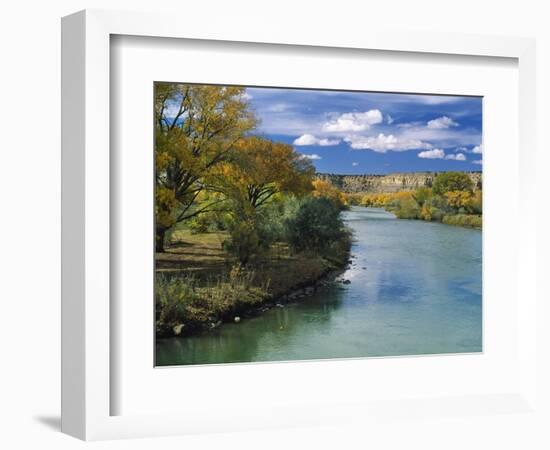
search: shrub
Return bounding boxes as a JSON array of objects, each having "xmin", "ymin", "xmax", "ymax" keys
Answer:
[
  {"xmin": 224, "ymin": 219, "xmax": 261, "ymax": 265},
  {"xmin": 155, "ymin": 268, "xmax": 267, "ymax": 333},
  {"xmin": 284, "ymin": 197, "xmax": 347, "ymax": 253},
  {"xmin": 432, "ymin": 172, "xmax": 474, "ymax": 195},
  {"xmin": 255, "ymin": 200, "xmax": 287, "ymax": 247},
  {"xmin": 442, "ymin": 214, "xmax": 482, "ymax": 229},
  {"xmin": 393, "ymin": 198, "xmax": 420, "ymax": 219}
]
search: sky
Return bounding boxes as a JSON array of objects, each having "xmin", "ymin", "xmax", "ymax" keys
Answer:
[{"xmin": 245, "ymin": 87, "xmax": 483, "ymax": 175}]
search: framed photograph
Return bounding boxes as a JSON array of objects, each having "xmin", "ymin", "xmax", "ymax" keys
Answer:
[{"xmin": 62, "ymin": 9, "xmax": 538, "ymax": 440}]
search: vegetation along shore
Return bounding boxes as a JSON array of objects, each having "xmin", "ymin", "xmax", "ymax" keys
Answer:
[{"xmin": 155, "ymin": 84, "xmax": 351, "ymax": 338}]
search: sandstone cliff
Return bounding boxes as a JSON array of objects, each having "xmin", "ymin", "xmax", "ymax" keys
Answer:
[{"xmin": 316, "ymin": 172, "xmax": 482, "ymax": 193}]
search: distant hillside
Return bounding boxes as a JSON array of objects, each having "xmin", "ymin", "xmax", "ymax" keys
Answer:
[{"xmin": 316, "ymin": 172, "xmax": 482, "ymax": 193}]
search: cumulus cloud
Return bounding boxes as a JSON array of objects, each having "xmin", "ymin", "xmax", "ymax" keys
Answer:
[
  {"xmin": 300, "ymin": 153, "xmax": 322, "ymax": 160},
  {"xmin": 427, "ymin": 116, "xmax": 459, "ymax": 129},
  {"xmin": 445, "ymin": 153, "xmax": 467, "ymax": 161},
  {"xmin": 386, "ymin": 115, "xmax": 394, "ymax": 125},
  {"xmin": 323, "ymin": 110, "xmax": 383, "ymax": 132},
  {"xmin": 352, "ymin": 162, "xmax": 359, "ymax": 167},
  {"xmin": 472, "ymin": 144, "xmax": 483, "ymax": 154},
  {"xmin": 418, "ymin": 149, "xmax": 445, "ymax": 159},
  {"xmin": 345, "ymin": 133, "xmax": 432, "ymax": 152},
  {"xmin": 293, "ymin": 134, "xmax": 340, "ymax": 146}
]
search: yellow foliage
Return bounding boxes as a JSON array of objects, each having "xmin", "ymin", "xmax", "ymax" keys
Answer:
[
  {"xmin": 444, "ymin": 190, "xmax": 473, "ymax": 209},
  {"xmin": 215, "ymin": 136, "xmax": 315, "ymax": 213},
  {"xmin": 155, "ymin": 187, "xmax": 177, "ymax": 228},
  {"xmin": 312, "ymin": 179, "xmax": 348, "ymax": 208},
  {"xmin": 360, "ymin": 191, "xmax": 413, "ymax": 207}
]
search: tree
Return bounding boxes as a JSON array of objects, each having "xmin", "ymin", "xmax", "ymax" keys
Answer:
[
  {"xmin": 285, "ymin": 197, "xmax": 347, "ymax": 253},
  {"xmin": 215, "ymin": 137, "xmax": 315, "ymax": 263},
  {"xmin": 312, "ymin": 179, "xmax": 348, "ymax": 210},
  {"xmin": 432, "ymin": 171, "xmax": 473, "ymax": 195},
  {"xmin": 412, "ymin": 186, "xmax": 432, "ymax": 207},
  {"xmin": 155, "ymin": 83, "xmax": 255, "ymax": 252},
  {"xmin": 216, "ymin": 137, "xmax": 314, "ymax": 212}
]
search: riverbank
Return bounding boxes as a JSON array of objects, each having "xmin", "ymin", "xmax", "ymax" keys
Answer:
[
  {"xmin": 155, "ymin": 229, "xmax": 351, "ymax": 338},
  {"xmin": 156, "ymin": 207, "xmax": 482, "ymax": 366},
  {"xmin": 348, "ymin": 188, "xmax": 482, "ymax": 230}
]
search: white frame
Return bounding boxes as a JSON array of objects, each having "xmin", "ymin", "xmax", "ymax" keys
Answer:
[{"xmin": 61, "ymin": 9, "xmax": 537, "ymax": 441}]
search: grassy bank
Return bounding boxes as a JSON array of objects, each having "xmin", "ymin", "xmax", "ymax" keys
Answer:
[{"xmin": 156, "ymin": 229, "xmax": 351, "ymax": 337}]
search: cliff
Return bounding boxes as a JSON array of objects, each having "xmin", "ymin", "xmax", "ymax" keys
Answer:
[{"xmin": 317, "ymin": 172, "xmax": 482, "ymax": 193}]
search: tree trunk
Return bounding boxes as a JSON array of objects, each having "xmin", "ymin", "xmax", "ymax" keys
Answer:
[{"xmin": 156, "ymin": 227, "xmax": 166, "ymax": 253}]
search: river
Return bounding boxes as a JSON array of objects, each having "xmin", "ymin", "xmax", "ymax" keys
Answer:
[{"xmin": 156, "ymin": 207, "xmax": 482, "ymax": 366}]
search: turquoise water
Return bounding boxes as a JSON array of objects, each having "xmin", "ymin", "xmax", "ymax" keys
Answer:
[{"xmin": 156, "ymin": 207, "xmax": 482, "ymax": 366}]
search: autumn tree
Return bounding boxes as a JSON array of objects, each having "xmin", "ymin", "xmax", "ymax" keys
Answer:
[
  {"xmin": 312, "ymin": 179, "xmax": 348, "ymax": 210},
  {"xmin": 155, "ymin": 83, "xmax": 255, "ymax": 252},
  {"xmin": 216, "ymin": 137, "xmax": 314, "ymax": 215},
  {"xmin": 215, "ymin": 137, "xmax": 315, "ymax": 263}
]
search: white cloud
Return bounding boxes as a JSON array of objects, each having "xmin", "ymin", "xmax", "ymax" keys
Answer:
[
  {"xmin": 386, "ymin": 115, "xmax": 394, "ymax": 125},
  {"xmin": 418, "ymin": 149, "xmax": 445, "ymax": 159},
  {"xmin": 268, "ymin": 103, "xmax": 289, "ymax": 112},
  {"xmin": 427, "ymin": 116, "xmax": 459, "ymax": 129},
  {"xmin": 293, "ymin": 134, "xmax": 340, "ymax": 146},
  {"xmin": 323, "ymin": 110, "xmax": 383, "ymax": 132},
  {"xmin": 473, "ymin": 159, "xmax": 483, "ymax": 165},
  {"xmin": 445, "ymin": 153, "xmax": 467, "ymax": 161},
  {"xmin": 472, "ymin": 144, "xmax": 483, "ymax": 154},
  {"xmin": 345, "ymin": 133, "xmax": 432, "ymax": 152},
  {"xmin": 300, "ymin": 153, "xmax": 322, "ymax": 160},
  {"xmin": 240, "ymin": 91, "xmax": 253, "ymax": 100},
  {"xmin": 352, "ymin": 162, "xmax": 359, "ymax": 167}
]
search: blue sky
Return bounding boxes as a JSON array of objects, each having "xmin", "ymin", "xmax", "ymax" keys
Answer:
[{"xmin": 245, "ymin": 87, "xmax": 483, "ymax": 174}]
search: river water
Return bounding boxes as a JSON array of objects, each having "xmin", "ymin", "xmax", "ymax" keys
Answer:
[{"xmin": 156, "ymin": 207, "xmax": 482, "ymax": 366}]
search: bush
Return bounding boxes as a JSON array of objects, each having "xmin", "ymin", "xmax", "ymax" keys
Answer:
[
  {"xmin": 393, "ymin": 198, "xmax": 420, "ymax": 219},
  {"xmin": 442, "ymin": 214, "xmax": 482, "ymax": 229},
  {"xmin": 284, "ymin": 197, "xmax": 347, "ymax": 253},
  {"xmin": 255, "ymin": 200, "xmax": 288, "ymax": 248},
  {"xmin": 155, "ymin": 268, "xmax": 267, "ymax": 333},
  {"xmin": 432, "ymin": 172, "xmax": 473, "ymax": 195},
  {"xmin": 188, "ymin": 211, "xmax": 228, "ymax": 234},
  {"xmin": 224, "ymin": 219, "xmax": 261, "ymax": 264}
]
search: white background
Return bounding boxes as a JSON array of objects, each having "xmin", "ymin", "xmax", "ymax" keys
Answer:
[{"xmin": 0, "ymin": 1, "xmax": 548, "ymax": 449}]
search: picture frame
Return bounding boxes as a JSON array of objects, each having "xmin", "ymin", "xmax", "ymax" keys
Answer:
[{"xmin": 61, "ymin": 9, "xmax": 538, "ymax": 440}]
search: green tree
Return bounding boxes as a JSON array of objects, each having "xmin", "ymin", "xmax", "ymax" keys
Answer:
[
  {"xmin": 285, "ymin": 197, "xmax": 347, "ymax": 253},
  {"xmin": 432, "ymin": 171, "xmax": 474, "ymax": 195},
  {"xmin": 155, "ymin": 83, "xmax": 255, "ymax": 252}
]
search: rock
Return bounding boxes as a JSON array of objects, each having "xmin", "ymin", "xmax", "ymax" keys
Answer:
[
  {"xmin": 234, "ymin": 316, "xmax": 241, "ymax": 323},
  {"xmin": 342, "ymin": 279, "xmax": 351, "ymax": 284},
  {"xmin": 173, "ymin": 324, "xmax": 185, "ymax": 336},
  {"xmin": 316, "ymin": 172, "xmax": 481, "ymax": 194},
  {"xmin": 276, "ymin": 303, "xmax": 285, "ymax": 308},
  {"xmin": 362, "ymin": 267, "xmax": 367, "ymax": 270}
]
